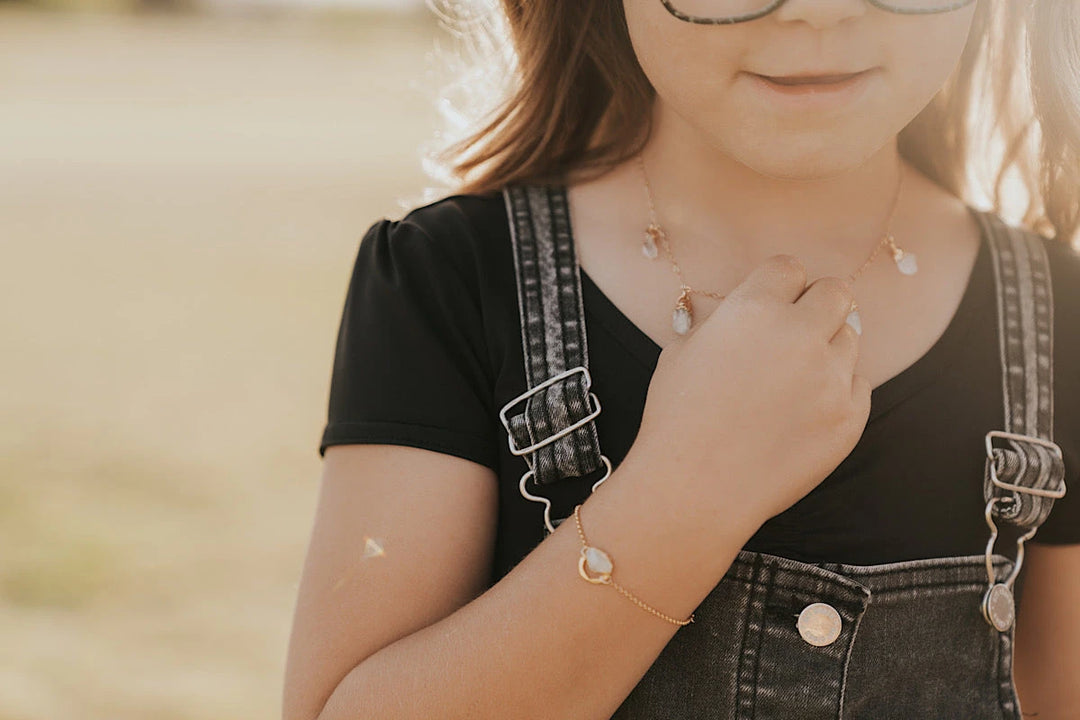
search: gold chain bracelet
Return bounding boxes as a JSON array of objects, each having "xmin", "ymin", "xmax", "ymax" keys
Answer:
[{"xmin": 573, "ymin": 504, "xmax": 695, "ymax": 627}]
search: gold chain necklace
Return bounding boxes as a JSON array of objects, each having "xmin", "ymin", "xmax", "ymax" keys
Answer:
[{"xmin": 638, "ymin": 154, "xmax": 917, "ymax": 336}]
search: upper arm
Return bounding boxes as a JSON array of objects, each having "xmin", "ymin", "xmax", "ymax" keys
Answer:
[
  {"xmin": 287, "ymin": 205, "xmax": 504, "ymax": 718},
  {"xmin": 1013, "ymin": 542, "xmax": 1080, "ymax": 716},
  {"xmin": 282, "ymin": 443, "xmax": 498, "ymax": 720}
]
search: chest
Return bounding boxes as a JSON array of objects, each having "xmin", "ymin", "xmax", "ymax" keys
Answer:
[
  {"xmin": 569, "ymin": 196, "xmax": 985, "ymax": 394},
  {"xmin": 578, "ymin": 280, "xmax": 1006, "ymax": 565}
]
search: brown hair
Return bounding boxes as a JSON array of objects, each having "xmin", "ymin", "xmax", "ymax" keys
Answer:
[{"xmin": 426, "ymin": 0, "xmax": 1079, "ymax": 246}]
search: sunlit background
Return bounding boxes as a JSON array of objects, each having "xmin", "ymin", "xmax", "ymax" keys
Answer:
[{"xmin": 0, "ymin": 1, "xmax": 448, "ymax": 717}]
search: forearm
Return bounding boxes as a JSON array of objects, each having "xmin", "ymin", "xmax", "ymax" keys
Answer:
[{"xmin": 315, "ymin": 453, "xmax": 758, "ymax": 720}]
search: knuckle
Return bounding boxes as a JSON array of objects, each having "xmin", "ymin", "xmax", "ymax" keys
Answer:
[
  {"xmin": 771, "ymin": 253, "xmax": 806, "ymax": 278},
  {"xmin": 820, "ymin": 275, "xmax": 855, "ymax": 302}
]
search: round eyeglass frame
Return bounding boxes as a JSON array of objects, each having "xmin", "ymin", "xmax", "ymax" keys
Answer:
[{"xmin": 659, "ymin": 0, "xmax": 977, "ymax": 25}]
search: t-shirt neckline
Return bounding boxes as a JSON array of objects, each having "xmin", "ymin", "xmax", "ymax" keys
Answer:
[{"xmin": 560, "ymin": 184, "xmax": 993, "ymax": 425}]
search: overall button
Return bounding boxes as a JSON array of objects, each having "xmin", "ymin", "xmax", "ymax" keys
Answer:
[{"xmin": 797, "ymin": 602, "xmax": 842, "ymax": 647}]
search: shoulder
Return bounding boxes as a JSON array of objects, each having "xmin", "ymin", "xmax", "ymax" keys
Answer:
[
  {"xmin": 974, "ymin": 217, "xmax": 1079, "ymax": 372},
  {"xmin": 1027, "ymin": 232, "xmax": 1080, "ymax": 327},
  {"xmin": 361, "ymin": 189, "xmax": 510, "ymax": 284},
  {"xmin": 399, "ymin": 188, "xmax": 508, "ymax": 231},
  {"xmin": 349, "ymin": 188, "xmax": 520, "ymax": 325},
  {"xmin": 1009, "ymin": 228, "xmax": 1080, "ymax": 340},
  {"xmin": 1041, "ymin": 234, "xmax": 1080, "ymax": 372},
  {"xmin": 385, "ymin": 189, "xmax": 508, "ymax": 255},
  {"xmin": 978, "ymin": 213, "xmax": 1080, "ymax": 305},
  {"xmin": 1039, "ymin": 233, "xmax": 1080, "ymax": 288}
]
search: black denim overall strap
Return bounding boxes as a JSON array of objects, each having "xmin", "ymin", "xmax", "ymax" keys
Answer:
[
  {"xmin": 977, "ymin": 212, "xmax": 1068, "ymax": 632},
  {"xmin": 498, "ymin": 186, "xmax": 1064, "ymax": 719},
  {"xmin": 498, "ymin": 184, "xmax": 612, "ymax": 534}
]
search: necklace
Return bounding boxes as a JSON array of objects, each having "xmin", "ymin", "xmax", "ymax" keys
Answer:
[{"xmin": 638, "ymin": 154, "xmax": 918, "ymax": 336}]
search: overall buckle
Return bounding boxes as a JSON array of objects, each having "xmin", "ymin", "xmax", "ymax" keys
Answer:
[
  {"xmin": 980, "ymin": 431, "xmax": 1067, "ymax": 631},
  {"xmin": 984, "ymin": 430, "xmax": 1066, "ymax": 500},
  {"xmin": 498, "ymin": 366, "xmax": 602, "ymax": 457},
  {"xmin": 498, "ymin": 365, "xmax": 611, "ymax": 534}
]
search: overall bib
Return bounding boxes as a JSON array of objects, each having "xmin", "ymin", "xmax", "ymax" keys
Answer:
[{"xmin": 496, "ymin": 185, "xmax": 1067, "ymax": 719}]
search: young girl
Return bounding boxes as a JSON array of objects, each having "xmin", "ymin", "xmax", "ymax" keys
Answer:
[{"xmin": 284, "ymin": 1, "xmax": 1080, "ymax": 718}]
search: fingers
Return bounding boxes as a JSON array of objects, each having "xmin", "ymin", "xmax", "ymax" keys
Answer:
[
  {"xmin": 725, "ymin": 254, "xmax": 809, "ymax": 306},
  {"xmin": 796, "ymin": 274, "xmax": 859, "ymax": 342},
  {"xmin": 830, "ymin": 319, "xmax": 860, "ymax": 371},
  {"xmin": 724, "ymin": 255, "xmax": 860, "ymax": 346}
]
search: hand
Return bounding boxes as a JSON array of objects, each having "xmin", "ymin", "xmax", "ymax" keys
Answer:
[{"xmin": 625, "ymin": 254, "xmax": 872, "ymax": 530}]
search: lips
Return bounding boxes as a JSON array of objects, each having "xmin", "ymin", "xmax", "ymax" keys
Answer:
[
  {"xmin": 745, "ymin": 68, "xmax": 876, "ymax": 106},
  {"xmin": 760, "ymin": 71, "xmax": 867, "ymax": 86}
]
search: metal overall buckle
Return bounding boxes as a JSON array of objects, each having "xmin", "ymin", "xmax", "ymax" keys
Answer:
[
  {"xmin": 980, "ymin": 430, "xmax": 1067, "ymax": 632},
  {"xmin": 498, "ymin": 365, "xmax": 612, "ymax": 535}
]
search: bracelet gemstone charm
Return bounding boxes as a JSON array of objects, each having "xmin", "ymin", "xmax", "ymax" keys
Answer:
[
  {"xmin": 579, "ymin": 545, "xmax": 614, "ymax": 584},
  {"xmin": 572, "ymin": 504, "xmax": 695, "ymax": 627}
]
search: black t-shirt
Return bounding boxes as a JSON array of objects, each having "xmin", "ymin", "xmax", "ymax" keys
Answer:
[{"xmin": 319, "ymin": 189, "xmax": 1080, "ymax": 586}]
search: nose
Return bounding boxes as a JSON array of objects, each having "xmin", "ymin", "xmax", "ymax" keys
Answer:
[{"xmin": 772, "ymin": 0, "xmax": 868, "ymax": 29}]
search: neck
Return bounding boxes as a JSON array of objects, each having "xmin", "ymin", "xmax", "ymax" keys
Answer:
[{"xmin": 640, "ymin": 104, "xmax": 908, "ymax": 268}]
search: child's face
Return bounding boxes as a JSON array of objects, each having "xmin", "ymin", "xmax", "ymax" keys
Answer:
[{"xmin": 624, "ymin": 0, "xmax": 979, "ymax": 178}]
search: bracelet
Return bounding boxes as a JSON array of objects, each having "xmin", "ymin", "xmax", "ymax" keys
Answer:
[{"xmin": 573, "ymin": 504, "xmax": 695, "ymax": 627}]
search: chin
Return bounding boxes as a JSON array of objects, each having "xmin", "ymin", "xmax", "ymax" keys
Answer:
[{"xmin": 724, "ymin": 133, "xmax": 883, "ymax": 182}]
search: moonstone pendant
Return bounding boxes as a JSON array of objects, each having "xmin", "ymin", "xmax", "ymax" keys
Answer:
[
  {"xmin": 672, "ymin": 287, "xmax": 693, "ymax": 335},
  {"xmin": 888, "ymin": 239, "xmax": 918, "ymax": 275},
  {"xmin": 895, "ymin": 250, "xmax": 918, "ymax": 275},
  {"xmin": 672, "ymin": 307, "xmax": 692, "ymax": 335},
  {"xmin": 846, "ymin": 309, "xmax": 862, "ymax": 336},
  {"xmin": 642, "ymin": 225, "xmax": 661, "ymax": 260}
]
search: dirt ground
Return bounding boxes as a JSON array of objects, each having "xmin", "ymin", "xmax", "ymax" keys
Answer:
[{"xmin": 0, "ymin": 6, "xmax": 450, "ymax": 718}]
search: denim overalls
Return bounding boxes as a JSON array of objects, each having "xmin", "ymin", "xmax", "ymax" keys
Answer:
[{"xmin": 496, "ymin": 184, "xmax": 1067, "ymax": 719}]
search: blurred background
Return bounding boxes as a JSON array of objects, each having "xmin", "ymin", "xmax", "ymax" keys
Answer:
[{"xmin": 0, "ymin": 0, "xmax": 450, "ymax": 717}]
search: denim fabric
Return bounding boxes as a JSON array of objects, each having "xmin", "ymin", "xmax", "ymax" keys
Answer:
[
  {"xmin": 500, "ymin": 185, "xmax": 1061, "ymax": 719},
  {"xmin": 611, "ymin": 551, "xmax": 1019, "ymax": 719},
  {"xmin": 501, "ymin": 186, "xmax": 605, "ymax": 489}
]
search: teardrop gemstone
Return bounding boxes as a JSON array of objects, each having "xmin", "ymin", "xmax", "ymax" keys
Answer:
[
  {"xmin": 896, "ymin": 251, "xmax": 918, "ymax": 275},
  {"xmin": 642, "ymin": 232, "xmax": 659, "ymax": 260},
  {"xmin": 672, "ymin": 307, "xmax": 692, "ymax": 335},
  {"xmin": 846, "ymin": 309, "xmax": 862, "ymax": 336}
]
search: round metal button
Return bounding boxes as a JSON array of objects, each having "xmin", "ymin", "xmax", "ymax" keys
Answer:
[
  {"xmin": 797, "ymin": 602, "xmax": 842, "ymax": 647},
  {"xmin": 982, "ymin": 583, "xmax": 1015, "ymax": 632}
]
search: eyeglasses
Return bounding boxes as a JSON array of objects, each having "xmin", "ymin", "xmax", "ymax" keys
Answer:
[{"xmin": 660, "ymin": 0, "xmax": 977, "ymax": 25}]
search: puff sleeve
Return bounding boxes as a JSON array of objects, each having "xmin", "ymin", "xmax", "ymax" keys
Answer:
[{"xmin": 318, "ymin": 215, "xmax": 499, "ymax": 472}]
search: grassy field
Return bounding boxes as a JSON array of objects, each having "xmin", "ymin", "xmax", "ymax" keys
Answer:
[{"xmin": 0, "ymin": 6, "xmax": 449, "ymax": 718}]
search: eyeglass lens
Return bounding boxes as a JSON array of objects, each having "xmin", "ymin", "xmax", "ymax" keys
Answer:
[{"xmin": 665, "ymin": 0, "xmax": 972, "ymax": 23}]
